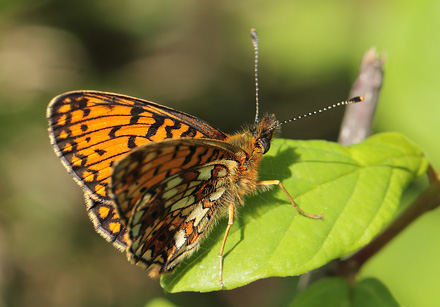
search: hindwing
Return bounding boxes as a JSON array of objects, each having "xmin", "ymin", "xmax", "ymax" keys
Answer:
[{"xmin": 110, "ymin": 139, "xmax": 243, "ymax": 275}]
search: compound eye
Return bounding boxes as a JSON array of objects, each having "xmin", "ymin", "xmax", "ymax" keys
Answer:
[{"xmin": 259, "ymin": 138, "xmax": 271, "ymax": 153}]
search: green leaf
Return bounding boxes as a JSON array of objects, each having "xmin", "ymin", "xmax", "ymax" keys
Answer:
[
  {"xmin": 290, "ymin": 278, "xmax": 350, "ymax": 307},
  {"xmin": 352, "ymin": 278, "xmax": 400, "ymax": 307},
  {"xmin": 290, "ymin": 277, "xmax": 400, "ymax": 307},
  {"xmin": 161, "ymin": 132, "xmax": 428, "ymax": 292}
]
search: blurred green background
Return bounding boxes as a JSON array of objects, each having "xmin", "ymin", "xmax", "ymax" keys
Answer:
[{"xmin": 0, "ymin": 0, "xmax": 439, "ymax": 306}]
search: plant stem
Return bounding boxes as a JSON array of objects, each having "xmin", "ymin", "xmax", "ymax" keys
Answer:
[{"xmin": 338, "ymin": 48, "xmax": 385, "ymax": 145}]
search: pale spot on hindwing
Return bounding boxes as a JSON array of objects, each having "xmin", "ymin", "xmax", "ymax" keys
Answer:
[
  {"xmin": 197, "ymin": 165, "xmax": 215, "ymax": 181},
  {"xmin": 186, "ymin": 201, "xmax": 210, "ymax": 227},
  {"xmin": 209, "ymin": 187, "xmax": 226, "ymax": 201},
  {"xmin": 170, "ymin": 195, "xmax": 196, "ymax": 211},
  {"xmin": 174, "ymin": 229, "xmax": 187, "ymax": 249},
  {"xmin": 131, "ymin": 203, "xmax": 149, "ymax": 224},
  {"xmin": 166, "ymin": 176, "xmax": 184, "ymax": 190},
  {"xmin": 131, "ymin": 223, "xmax": 142, "ymax": 237},
  {"xmin": 142, "ymin": 249, "xmax": 153, "ymax": 261}
]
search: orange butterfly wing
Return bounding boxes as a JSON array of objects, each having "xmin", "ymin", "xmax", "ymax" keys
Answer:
[{"xmin": 47, "ymin": 91, "xmax": 228, "ymax": 249}]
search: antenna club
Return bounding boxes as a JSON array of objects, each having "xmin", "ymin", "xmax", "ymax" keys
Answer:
[
  {"xmin": 349, "ymin": 96, "xmax": 364, "ymax": 103},
  {"xmin": 250, "ymin": 29, "xmax": 259, "ymax": 41}
]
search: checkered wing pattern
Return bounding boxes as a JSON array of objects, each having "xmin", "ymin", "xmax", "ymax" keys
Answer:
[{"xmin": 110, "ymin": 139, "xmax": 242, "ymax": 275}]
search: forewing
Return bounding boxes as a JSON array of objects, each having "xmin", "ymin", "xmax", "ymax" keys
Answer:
[{"xmin": 110, "ymin": 139, "xmax": 242, "ymax": 275}]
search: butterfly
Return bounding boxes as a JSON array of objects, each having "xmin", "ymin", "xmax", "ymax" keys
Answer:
[{"xmin": 47, "ymin": 29, "xmax": 363, "ymax": 289}]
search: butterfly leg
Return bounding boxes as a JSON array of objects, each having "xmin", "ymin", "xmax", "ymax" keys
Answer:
[
  {"xmin": 219, "ymin": 202, "xmax": 235, "ymax": 290},
  {"xmin": 257, "ymin": 180, "xmax": 323, "ymax": 220}
]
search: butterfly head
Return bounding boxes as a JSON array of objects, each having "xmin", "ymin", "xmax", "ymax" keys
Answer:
[{"xmin": 253, "ymin": 114, "xmax": 279, "ymax": 154}]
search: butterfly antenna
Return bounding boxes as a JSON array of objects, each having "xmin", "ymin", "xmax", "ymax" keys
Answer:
[
  {"xmin": 272, "ymin": 96, "xmax": 364, "ymax": 130},
  {"xmin": 250, "ymin": 29, "xmax": 260, "ymax": 125}
]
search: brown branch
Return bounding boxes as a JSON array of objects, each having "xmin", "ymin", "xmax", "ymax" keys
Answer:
[{"xmin": 338, "ymin": 48, "xmax": 385, "ymax": 145}]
